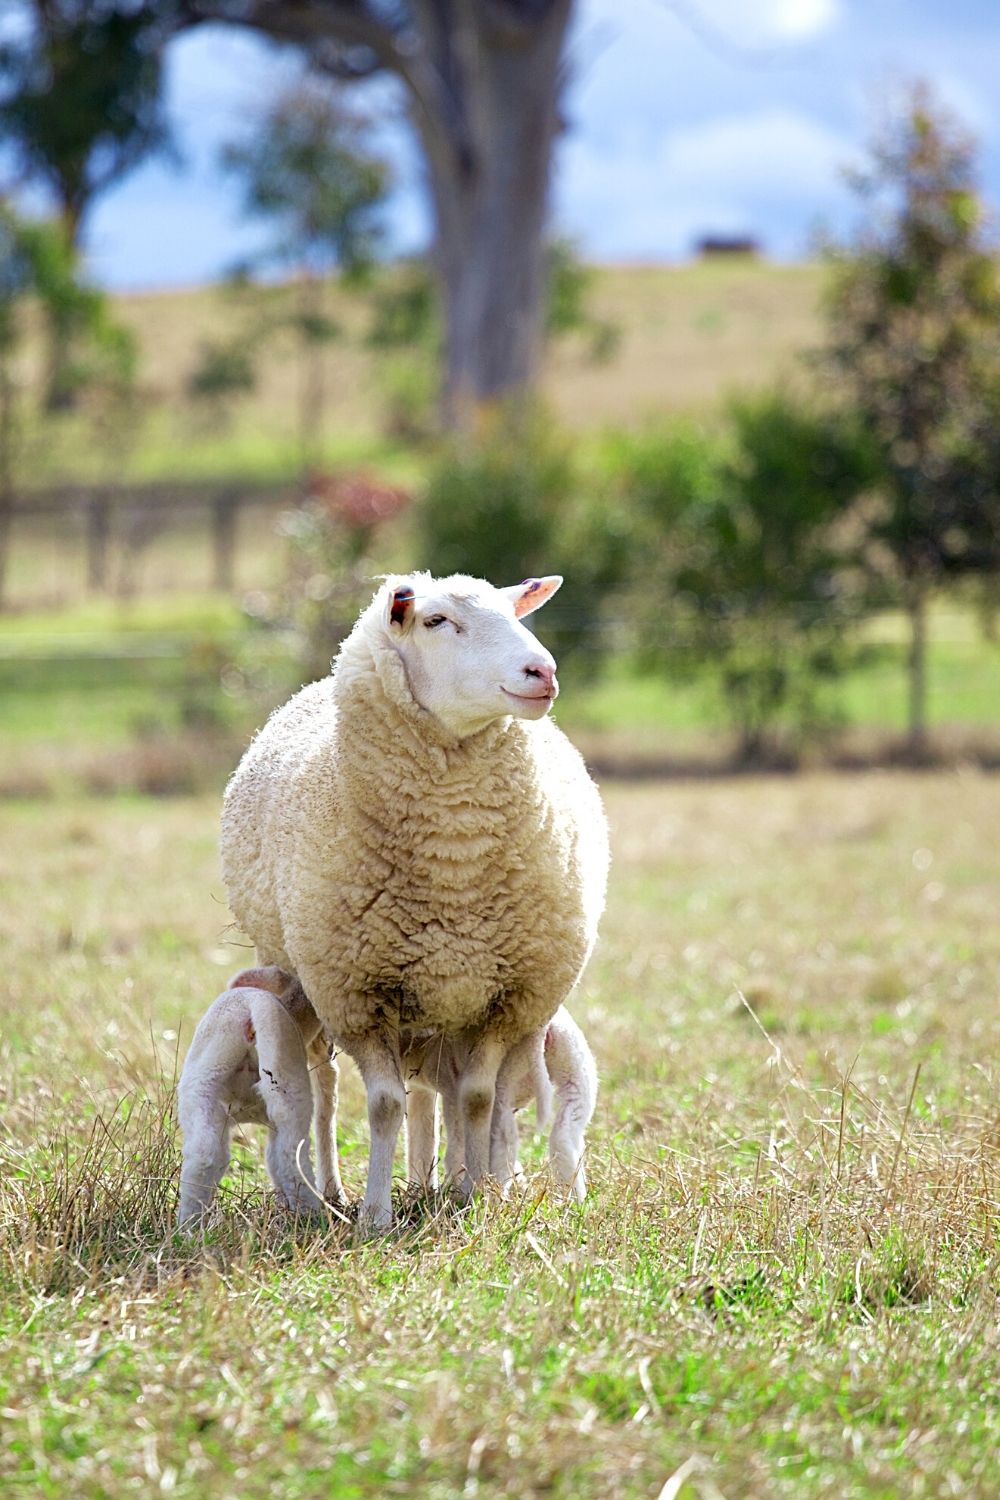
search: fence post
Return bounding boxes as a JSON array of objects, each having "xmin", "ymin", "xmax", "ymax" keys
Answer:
[
  {"xmin": 87, "ymin": 494, "xmax": 111, "ymax": 592},
  {"xmin": 213, "ymin": 492, "xmax": 238, "ymax": 591}
]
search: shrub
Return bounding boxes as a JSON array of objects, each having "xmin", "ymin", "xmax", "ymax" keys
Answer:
[
  {"xmin": 265, "ymin": 471, "xmax": 411, "ymax": 683},
  {"xmin": 616, "ymin": 396, "xmax": 877, "ymax": 761},
  {"xmin": 418, "ymin": 415, "xmax": 627, "ymax": 674}
]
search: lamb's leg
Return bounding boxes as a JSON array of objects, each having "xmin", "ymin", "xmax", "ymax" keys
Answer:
[
  {"xmin": 264, "ymin": 1099, "xmax": 318, "ymax": 1214},
  {"xmin": 308, "ymin": 1035, "xmax": 345, "ymax": 1205},
  {"xmin": 250, "ymin": 996, "xmax": 319, "ymax": 1214},
  {"xmin": 490, "ymin": 1032, "xmax": 542, "ymax": 1189},
  {"xmin": 177, "ymin": 1100, "xmax": 231, "ymax": 1228},
  {"xmin": 545, "ymin": 1013, "xmax": 598, "ymax": 1204},
  {"xmin": 457, "ymin": 1031, "xmax": 505, "ymax": 1200},
  {"xmin": 350, "ymin": 1032, "xmax": 405, "ymax": 1230},
  {"xmin": 406, "ymin": 1083, "xmax": 439, "ymax": 1190}
]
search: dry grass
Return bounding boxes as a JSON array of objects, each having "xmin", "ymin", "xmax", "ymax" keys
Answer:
[
  {"xmin": 10, "ymin": 261, "xmax": 826, "ymax": 488},
  {"xmin": 1, "ymin": 775, "xmax": 999, "ymax": 1496}
]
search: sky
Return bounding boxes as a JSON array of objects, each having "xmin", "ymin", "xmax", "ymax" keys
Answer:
[{"xmin": 21, "ymin": 0, "xmax": 1000, "ymax": 291}]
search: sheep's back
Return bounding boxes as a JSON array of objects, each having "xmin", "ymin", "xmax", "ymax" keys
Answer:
[{"xmin": 221, "ymin": 679, "xmax": 608, "ymax": 1041}]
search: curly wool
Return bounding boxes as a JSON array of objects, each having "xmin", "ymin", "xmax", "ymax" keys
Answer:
[{"xmin": 221, "ymin": 588, "xmax": 608, "ymax": 1049}]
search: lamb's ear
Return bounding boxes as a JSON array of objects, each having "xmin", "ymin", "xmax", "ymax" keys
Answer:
[
  {"xmin": 386, "ymin": 583, "xmax": 416, "ymax": 630},
  {"xmin": 501, "ymin": 576, "xmax": 563, "ymax": 618}
]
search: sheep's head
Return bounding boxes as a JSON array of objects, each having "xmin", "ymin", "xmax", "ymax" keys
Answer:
[{"xmin": 382, "ymin": 572, "xmax": 562, "ymax": 739}]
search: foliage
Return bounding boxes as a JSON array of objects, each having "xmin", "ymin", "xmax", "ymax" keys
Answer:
[
  {"xmin": 222, "ymin": 74, "xmax": 389, "ymax": 281},
  {"xmin": 216, "ymin": 74, "xmax": 391, "ymax": 466},
  {"xmin": 826, "ymin": 83, "xmax": 1000, "ymax": 582},
  {"xmin": 825, "ymin": 82, "xmax": 1000, "ymax": 748},
  {"xmin": 0, "ymin": 202, "xmax": 136, "ymax": 525},
  {"xmin": 0, "ymin": 0, "xmax": 173, "ymax": 244},
  {"xmin": 14, "ymin": 209, "xmax": 136, "ymax": 406},
  {"xmin": 617, "ymin": 397, "xmax": 878, "ymax": 761},
  {"xmin": 367, "ymin": 243, "xmax": 621, "ymax": 439},
  {"xmin": 545, "ymin": 237, "xmax": 621, "ymax": 362},
  {"xmin": 417, "ymin": 416, "xmax": 625, "ymax": 672},
  {"xmin": 259, "ymin": 472, "xmax": 411, "ymax": 683}
]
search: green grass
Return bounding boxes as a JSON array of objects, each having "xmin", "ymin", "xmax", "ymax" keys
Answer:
[
  {"xmin": 1, "ymin": 775, "xmax": 998, "ymax": 1496},
  {"xmin": 3, "ymin": 596, "xmax": 1000, "ymax": 791}
]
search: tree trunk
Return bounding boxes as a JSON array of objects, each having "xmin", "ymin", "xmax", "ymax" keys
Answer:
[
  {"xmin": 196, "ymin": 1, "xmax": 574, "ymax": 424},
  {"xmin": 416, "ymin": 4, "xmax": 571, "ymax": 424},
  {"xmin": 905, "ymin": 574, "xmax": 930, "ymax": 759}
]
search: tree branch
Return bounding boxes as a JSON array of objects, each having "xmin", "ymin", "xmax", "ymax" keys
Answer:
[{"xmin": 184, "ymin": 1, "xmax": 474, "ymax": 174}]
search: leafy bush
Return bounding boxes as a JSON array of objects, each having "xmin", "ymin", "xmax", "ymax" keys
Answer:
[
  {"xmin": 616, "ymin": 396, "xmax": 878, "ymax": 761},
  {"xmin": 418, "ymin": 416, "xmax": 627, "ymax": 674},
  {"xmin": 256, "ymin": 472, "xmax": 411, "ymax": 684}
]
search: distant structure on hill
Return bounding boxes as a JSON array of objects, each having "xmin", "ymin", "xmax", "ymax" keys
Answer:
[{"xmin": 695, "ymin": 235, "xmax": 762, "ymax": 259}]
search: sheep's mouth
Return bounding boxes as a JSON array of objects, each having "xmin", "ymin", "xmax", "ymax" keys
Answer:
[{"xmin": 501, "ymin": 687, "xmax": 557, "ymax": 707}]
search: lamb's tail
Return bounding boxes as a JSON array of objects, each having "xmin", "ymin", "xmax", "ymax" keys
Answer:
[{"xmin": 543, "ymin": 1007, "xmax": 598, "ymax": 1202}]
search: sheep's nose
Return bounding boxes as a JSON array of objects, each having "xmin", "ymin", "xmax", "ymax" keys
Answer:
[{"xmin": 524, "ymin": 661, "xmax": 557, "ymax": 694}]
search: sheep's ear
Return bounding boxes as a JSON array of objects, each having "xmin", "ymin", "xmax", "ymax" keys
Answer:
[
  {"xmin": 387, "ymin": 583, "xmax": 416, "ymax": 630},
  {"xmin": 501, "ymin": 576, "xmax": 563, "ymax": 618}
]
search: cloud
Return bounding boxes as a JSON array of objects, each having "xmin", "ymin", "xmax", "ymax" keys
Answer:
[
  {"xmin": 659, "ymin": 0, "xmax": 842, "ymax": 47},
  {"xmin": 558, "ymin": 106, "xmax": 857, "ymax": 258}
]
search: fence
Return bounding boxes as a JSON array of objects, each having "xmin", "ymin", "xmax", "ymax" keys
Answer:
[{"xmin": 0, "ymin": 479, "xmax": 296, "ymax": 610}]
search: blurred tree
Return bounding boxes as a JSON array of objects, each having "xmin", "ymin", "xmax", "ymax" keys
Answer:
[
  {"xmin": 0, "ymin": 1, "xmax": 173, "ymax": 406},
  {"xmin": 0, "ymin": 207, "xmax": 32, "ymax": 604},
  {"xmin": 418, "ymin": 413, "xmax": 629, "ymax": 674},
  {"xmin": 619, "ymin": 397, "xmax": 877, "ymax": 764},
  {"xmin": 367, "ymin": 239, "xmax": 619, "ymax": 440},
  {"xmin": 826, "ymin": 83, "xmax": 1000, "ymax": 756},
  {"xmin": 217, "ymin": 74, "xmax": 390, "ymax": 469},
  {"xmin": 0, "ymin": 202, "xmax": 136, "ymax": 600},
  {"xmin": 182, "ymin": 0, "xmax": 574, "ymax": 425}
]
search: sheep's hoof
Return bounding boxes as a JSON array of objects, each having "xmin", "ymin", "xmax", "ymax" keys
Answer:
[{"xmin": 357, "ymin": 1200, "xmax": 394, "ymax": 1236}]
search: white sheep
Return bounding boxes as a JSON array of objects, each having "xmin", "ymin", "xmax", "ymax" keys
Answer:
[
  {"xmin": 221, "ymin": 572, "xmax": 609, "ymax": 1227},
  {"xmin": 405, "ymin": 1006, "xmax": 598, "ymax": 1202},
  {"xmin": 176, "ymin": 965, "xmax": 343, "ymax": 1227}
]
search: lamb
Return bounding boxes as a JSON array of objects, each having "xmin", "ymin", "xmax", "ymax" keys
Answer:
[
  {"xmin": 221, "ymin": 571, "xmax": 609, "ymax": 1227},
  {"xmin": 405, "ymin": 1005, "xmax": 598, "ymax": 1203},
  {"xmin": 176, "ymin": 965, "xmax": 343, "ymax": 1227}
]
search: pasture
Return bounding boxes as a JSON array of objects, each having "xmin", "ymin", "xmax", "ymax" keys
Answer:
[
  {"xmin": 11, "ymin": 260, "xmax": 825, "ymax": 488},
  {"xmin": 2, "ymin": 772, "xmax": 998, "ymax": 1497}
]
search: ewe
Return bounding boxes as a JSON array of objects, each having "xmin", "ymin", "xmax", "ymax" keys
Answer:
[
  {"xmin": 221, "ymin": 572, "xmax": 609, "ymax": 1227},
  {"xmin": 176, "ymin": 966, "xmax": 341, "ymax": 1227}
]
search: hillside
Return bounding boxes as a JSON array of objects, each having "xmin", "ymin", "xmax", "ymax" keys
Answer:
[{"xmin": 14, "ymin": 260, "xmax": 827, "ymax": 486}]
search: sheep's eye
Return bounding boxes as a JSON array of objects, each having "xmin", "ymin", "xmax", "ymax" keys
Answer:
[{"xmin": 424, "ymin": 614, "xmax": 448, "ymax": 629}]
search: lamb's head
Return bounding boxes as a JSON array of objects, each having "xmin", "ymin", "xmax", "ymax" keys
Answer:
[{"xmin": 381, "ymin": 571, "xmax": 562, "ymax": 738}]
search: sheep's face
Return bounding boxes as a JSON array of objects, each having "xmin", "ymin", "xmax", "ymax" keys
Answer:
[{"xmin": 385, "ymin": 573, "xmax": 562, "ymax": 738}]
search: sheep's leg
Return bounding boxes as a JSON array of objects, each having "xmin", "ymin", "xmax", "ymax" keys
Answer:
[
  {"xmin": 457, "ymin": 1032, "xmax": 505, "ymax": 1200},
  {"xmin": 351, "ymin": 1033, "xmax": 405, "ymax": 1230},
  {"xmin": 177, "ymin": 1101, "xmax": 232, "ymax": 1228},
  {"xmin": 489, "ymin": 1098, "xmax": 521, "ymax": 1191},
  {"xmin": 442, "ymin": 1086, "xmax": 465, "ymax": 1186},
  {"xmin": 308, "ymin": 1035, "xmax": 345, "ymax": 1205},
  {"xmin": 406, "ymin": 1083, "xmax": 439, "ymax": 1190}
]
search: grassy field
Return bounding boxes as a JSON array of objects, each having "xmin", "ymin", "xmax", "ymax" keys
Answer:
[
  {"xmin": 9, "ymin": 260, "xmax": 825, "ymax": 487},
  {"xmin": 1, "ymin": 773, "xmax": 998, "ymax": 1497},
  {"xmin": 3, "ymin": 592, "xmax": 1000, "ymax": 793}
]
